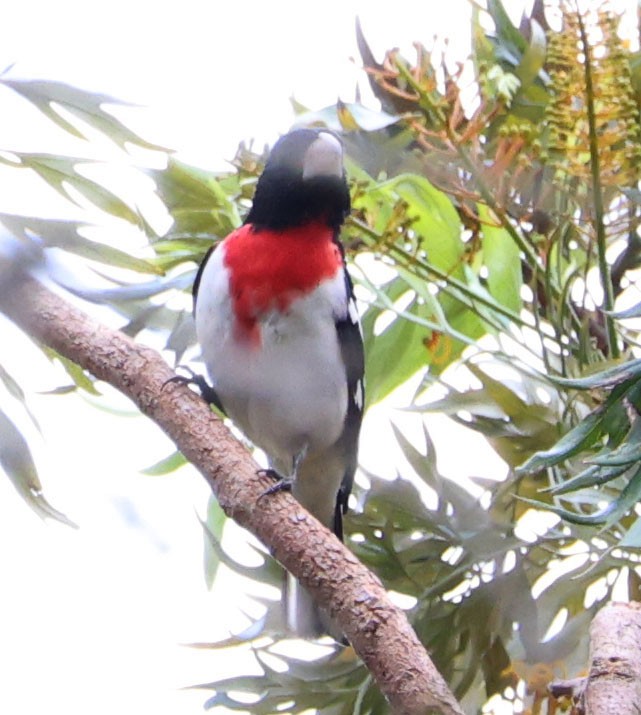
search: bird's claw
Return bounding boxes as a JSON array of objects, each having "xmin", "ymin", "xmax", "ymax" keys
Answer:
[
  {"xmin": 164, "ymin": 366, "xmax": 203, "ymax": 390},
  {"xmin": 257, "ymin": 471, "xmax": 293, "ymax": 500},
  {"xmin": 164, "ymin": 367, "xmax": 224, "ymax": 412},
  {"xmin": 257, "ymin": 468, "xmax": 281, "ymax": 481}
]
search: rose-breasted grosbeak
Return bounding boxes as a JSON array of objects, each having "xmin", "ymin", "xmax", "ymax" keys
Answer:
[{"xmin": 192, "ymin": 128, "xmax": 364, "ymax": 638}]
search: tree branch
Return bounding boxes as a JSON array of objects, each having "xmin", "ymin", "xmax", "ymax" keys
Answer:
[
  {"xmin": 548, "ymin": 602, "xmax": 641, "ymax": 714},
  {"xmin": 585, "ymin": 601, "xmax": 641, "ymax": 714},
  {"xmin": 0, "ymin": 270, "xmax": 464, "ymax": 715}
]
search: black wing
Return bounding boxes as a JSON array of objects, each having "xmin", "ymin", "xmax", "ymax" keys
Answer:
[
  {"xmin": 192, "ymin": 244, "xmax": 217, "ymax": 315},
  {"xmin": 187, "ymin": 244, "xmax": 225, "ymax": 413},
  {"xmin": 333, "ymin": 268, "xmax": 365, "ymax": 541}
]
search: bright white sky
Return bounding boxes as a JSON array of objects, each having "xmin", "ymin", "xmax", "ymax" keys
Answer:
[
  {"xmin": 0, "ymin": 2, "xmax": 636, "ymax": 714},
  {"xmin": 1, "ymin": 0, "xmax": 479, "ymax": 168}
]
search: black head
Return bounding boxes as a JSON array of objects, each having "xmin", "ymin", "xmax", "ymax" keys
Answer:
[{"xmin": 245, "ymin": 128, "xmax": 351, "ymax": 232}]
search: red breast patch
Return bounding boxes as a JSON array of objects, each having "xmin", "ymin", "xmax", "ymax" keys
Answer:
[{"xmin": 223, "ymin": 221, "xmax": 342, "ymax": 347}]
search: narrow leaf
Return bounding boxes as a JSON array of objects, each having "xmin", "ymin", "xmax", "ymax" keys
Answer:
[
  {"xmin": 589, "ymin": 439, "xmax": 641, "ymax": 467},
  {"xmin": 0, "ymin": 214, "xmax": 161, "ymax": 275},
  {"xmin": 516, "ymin": 496, "xmax": 613, "ymax": 526},
  {"xmin": 607, "ymin": 301, "xmax": 641, "ymax": 319},
  {"xmin": 602, "ymin": 463, "xmax": 641, "ymax": 529},
  {"xmin": 550, "ymin": 358, "xmax": 641, "ymax": 390},
  {"xmin": 295, "ymin": 102, "xmax": 402, "ymax": 132},
  {"xmin": 0, "ymin": 408, "xmax": 75, "ymax": 526},
  {"xmin": 5, "ymin": 153, "xmax": 141, "ymax": 224},
  {"xmin": 519, "ymin": 463, "xmax": 641, "ymax": 527},
  {"xmin": 545, "ymin": 462, "xmax": 630, "ymax": 495},
  {"xmin": 467, "ymin": 362, "xmax": 529, "ymax": 416},
  {"xmin": 619, "ymin": 515, "xmax": 641, "ymax": 548},
  {"xmin": 479, "ymin": 204, "xmax": 522, "ymax": 314},
  {"xmin": 202, "ymin": 495, "xmax": 227, "ymax": 589},
  {"xmin": 40, "ymin": 347, "xmax": 100, "ymax": 394},
  {"xmin": 488, "ymin": 0, "xmax": 527, "ymax": 55},
  {"xmin": 514, "ymin": 18, "xmax": 547, "ymax": 88},
  {"xmin": 2, "ymin": 78, "xmax": 166, "ymax": 151},
  {"xmin": 516, "ymin": 411, "xmax": 602, "ymax": 473},
  {"xmin": 140, "ymin": 450, "xmax": 187, "ymax": 475},
  {"xmin": 0, "ymin": 363, "xmax": 41, "ymax": 431}
]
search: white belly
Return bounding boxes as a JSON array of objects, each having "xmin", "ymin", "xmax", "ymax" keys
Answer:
[{"xmin": 195, "ymin": 246, "xmax": 348, "ymax": 470}]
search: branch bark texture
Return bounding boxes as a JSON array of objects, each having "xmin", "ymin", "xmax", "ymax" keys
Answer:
[
  {"xmin": 0, "ymin": 272, "xmax": 464, "ymax": 715},
  {"xmin": 585, "ymin": 601, "xmax": 641, "ymax": 715}
]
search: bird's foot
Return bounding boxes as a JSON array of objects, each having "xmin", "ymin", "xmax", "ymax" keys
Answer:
[
  {"xmin": 257, "ymin": 468, "xmax": 281, "ymax": 482},
  {"xmin": 257, "ymin": 470, "xmax": 293, "ymax": 500},
  {"xmin": 164, "ymin": 367, "xmax": 224, "ymax": 412}
]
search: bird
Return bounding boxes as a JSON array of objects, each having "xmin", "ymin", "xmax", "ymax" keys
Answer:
[{"xmin": 190, "ymin": 128, "xmax": 364, "ymax": 638}]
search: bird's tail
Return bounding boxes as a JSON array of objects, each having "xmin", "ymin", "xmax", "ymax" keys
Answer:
[
  {"xmin": 283, "ymin": 573, "xmax": 343, "ymax": 641},
  {"xmin": 281, "ymin": 456, "xmax": 348, "ymax": 641}
]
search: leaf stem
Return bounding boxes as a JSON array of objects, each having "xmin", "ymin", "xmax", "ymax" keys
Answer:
[
  {"xmin": 576, "ymin": 6, "xmax": 619, "ymax": 357},
  {"xmin": 349, "ymin": 216, "xmax": 526, "ymax": 327}
]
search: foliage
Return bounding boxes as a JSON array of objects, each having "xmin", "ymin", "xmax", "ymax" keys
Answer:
[{"xmin": 3, "ymin": 1, "xmax": 641, "ymax": 713}]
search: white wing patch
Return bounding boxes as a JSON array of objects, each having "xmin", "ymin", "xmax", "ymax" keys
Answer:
[
  {"xmin": 353, "ymin": 379, "xmax": 364, "ymax": 411},
  {"xmin": 347, "ymin": 297, "xmax": 359, "ymax": 324},
  {"xmin": 347, "ymin": 296, "xmax": 364, "ymax": 339}
]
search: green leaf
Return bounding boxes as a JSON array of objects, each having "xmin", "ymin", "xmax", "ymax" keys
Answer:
[
  {"xmin": 1, "ymin": 153, "xmax": 142, "ymax": 224},
  {"xmin": 466, "ymin": 363, "xmax": 528, "ymax": 416},
  {"xmin": 1, "ymin": 78, "xmax": 166, "ymax": 151},
  {"xmin": 607, "ymin": 301, "xmax": 641, "ymax": 319},
  {"xmin": 0, "ymin": 363, "xmax": 41, "ymax": 431},
  {"xmin": 479, "ymin": 203, "xmax": 522, "ymax": 314},
  {"xmin": 551, "ymin": 359, "xmax": 641, "ymax": 390},
  {"xmin": 140, "ymin": 450, "xmax": 187, "ymax": 475},
  {"xmin": 589, "ymin": 423, "xmax": 641, "ymax": 466},
  {"xmin": 519, "ymin": 462, "xmax": 641, "ymax": 527},
  {"xmin": 516, "ymin": 496, "xmax": 607, "ymax": 526},
  {"xmin": 516, "ymin": 411, "xmax": 602, "ymax": 474},
  {"xmin": 419, "ymin": 386, "xmax": 508, "ymax": 420},
  {"xmin": 0, "ymin": 214, "xmax": 162, "ymax": 275},
  {"xmin": 357, "ymin": 174, "xmax": 493, "ymax": 382},
  {"xmin": 361, "ymin": 282, "xmax": 430, "ymax": 405},
  {"xmin": 294, "ymin": 102, "xmax": 403, "ymax": 132},
  {"xmin": 164, "ymin": 310, "xmax": 197, "ymax": 363},
  {"xmin": 387, "ymin": 174, "xmax": 464, "ymax": 274},
  {"xmin": 472, "ymin": 5, "xmax": 497, "ymax": 71},
  {"xmin": 602, "ymin": 463, "xmax": 641, "ymax": 529},
  {"xmin": 421, "ymin": 363, "xmax": 558, "ymax": 468},
  {"xmin": 202, "ymin": 495, "xmax": 227, "ymax": 589},
  {"xmin": 197, "ymin": 519, "xmax": 281, "ymax": 590},
  {"xmin": 619, "ymin": 515, "xmax": 641, "ymax": 547},
  {"xmin": 487, "ymin": 0, "xmax": 527, "ymax": 56},
  {"xmin": 0, "ymin": 408, "xmax": 75, "ymax": 527},
  {"xmin": 151, "ymin": 157, "xmax": 241, "ymax": 236},
  {"xmin": 514, "ymin": 18, "xmax": 547, "ymax": 88},
  {"xmin": 61, "ymin": 270, "xmax": 194, "ymax": 305},
  {"xmin": 390, "ymin": 424, "xmax": 440, "ymax": 497},
  {"xmin": 395, "ymin": 264, "xmax": 487, "ymax": 373},
  {"xmin": 545, "ymin": 463, "xmax": 630, "ymax": 495},
  {"xmin": 42, "ymin": 347, "xmax": 100, "ymax": 394}
]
